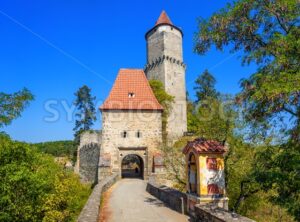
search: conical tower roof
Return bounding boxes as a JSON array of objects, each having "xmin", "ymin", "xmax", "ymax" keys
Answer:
[
  {"xmin": 145, "ymin": 10, "xmax": 183, "ymax": 38},
  {"xmin": 155, "ymin": 10, "xmax": 173, "ymax": 25}
]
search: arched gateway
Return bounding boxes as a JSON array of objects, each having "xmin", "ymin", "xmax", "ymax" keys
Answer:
[{"xmin": 121, "ymin": 154, "xmax": 144, "ymax": 179}]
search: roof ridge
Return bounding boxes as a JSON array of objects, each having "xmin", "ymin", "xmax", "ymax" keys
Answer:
[{"xmin": 120, "ymin": 68, "xmax": 143, "ymax": 70}]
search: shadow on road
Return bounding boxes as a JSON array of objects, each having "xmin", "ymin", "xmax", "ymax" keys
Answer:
[
  {"xmin": 144, "ymin": 197, "xmax": 165, "ymax": 207},
  {"xmin": 121, "ymin": 169, "xmax": 143, "ymax": 179}
]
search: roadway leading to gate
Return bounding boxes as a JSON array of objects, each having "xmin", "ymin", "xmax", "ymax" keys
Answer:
[{"xmin": 102, "ymin": 179, "xmax": 190, "ymax": 222}]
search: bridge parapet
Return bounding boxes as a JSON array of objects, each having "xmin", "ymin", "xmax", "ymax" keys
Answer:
[
  {"xmin": 77, "ymin": 173, "xmax": 119, "ymax": 222},
  {"xmin": 194, "ymin": 205, "xmax": 255, "ymax": 222},
  {"xmin": 146, "ymin": 182, "xmax": 255, "ymax": 222}
]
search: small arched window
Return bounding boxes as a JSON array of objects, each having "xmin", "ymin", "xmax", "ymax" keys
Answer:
[{"xmin": 136, "ymin": 131, "xmax": 141, "ymax": 138}]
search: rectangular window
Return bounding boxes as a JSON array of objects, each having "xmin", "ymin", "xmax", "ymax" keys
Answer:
[
  {"xmin": 128, "ymin": 92, "xmax": 135, "ymax": 98},
  {"xmin": 206, "ymin": 158, "xmax": 218, "ymax": 170}
]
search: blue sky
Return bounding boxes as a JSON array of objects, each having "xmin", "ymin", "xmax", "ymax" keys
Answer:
[{"xmin": 1, "ymin": 0, "xmax": 257, "ymax": 143}]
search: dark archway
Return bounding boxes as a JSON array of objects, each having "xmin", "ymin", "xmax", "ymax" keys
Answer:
[
  {"xmin": 121, "ymin": 154, "xmax": 144, "ymax": 179},
  {"xmin": 188, "ymin": 153, "xmax": 197, "ymax": 194}
]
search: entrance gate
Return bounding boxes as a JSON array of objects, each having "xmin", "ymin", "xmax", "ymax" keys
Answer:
[{"xmin": 118, "ymin": 147, "xmax": 147, "ymax": 179}]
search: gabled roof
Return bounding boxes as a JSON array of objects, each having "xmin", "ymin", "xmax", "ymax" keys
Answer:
[
  {"xmin": 100, "ymin": 69, "xmax": 163, "ymax": 111},
  {"xmin": 182, "ymin": 138, "xmax": 226, "ymax": 155},
  {"xmin": 155, "ymin": 10, "xmax": 173, "ymax": 25}
]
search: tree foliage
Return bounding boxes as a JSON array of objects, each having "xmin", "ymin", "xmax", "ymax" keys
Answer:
[
  {"xmin": 34, "ymin": 140, "xmax": 77, "ymax": 162},
  {"xmin": 194, "ymin": 69, "xmax": 219, "ymax": 102},
  {"xmin": 190, "ymin": 97, "xmax": 235, "ymax": 143},
  {"xmin": 73, "ymin": 85, "xmax": 96, "ymax": 144},
  {"xmin": 195, "ymin": 0, "xmax": 300, "ymax": 137},
  {"xmin": 149, "ymin": 80, "xmax": 174, "ymax": 143},
  {"xmin": 189, "ymin": 71, "xmax": 235, "ymax": 143},
  {"xmin": 254, "ymin": 141, "xmax": 300, "ymax": 219},
  {"xmin": 0, "ymin": 88, "xmax": 34, "ymax": 128},
  {"xmin": 160, "ymin": 136, "xmax": 197, "ymax": 191},
  {"xmin": 0, "ymin": 135, "xmax": 91, "ymax": 222},
  {"xmin": 194, "ymin": 0, "xmax": 300, "ymax": 220}
]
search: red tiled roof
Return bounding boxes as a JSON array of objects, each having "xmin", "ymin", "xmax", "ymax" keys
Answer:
[
  {"xmin": 155, "ymin": 10, "xmax": 173, "ymax": 25},
  {"xmin": 182, "ymin": 138, "xmax": 226, "ymax": 154},
  {"xmin": 100, "ymin": 69, "xmax": 163, "ymax": 111}
]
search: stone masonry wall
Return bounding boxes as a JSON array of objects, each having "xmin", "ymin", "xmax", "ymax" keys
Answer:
[
  {"xmin": 75, "ymin": 131, "xmax": 102, "ymax": 183},
  {"xmin": 79, "ymin": 131, "xmax": 101, "ymax": 147},
  {"xmin": 101, "ymin": 110, "xmax": 162, "ymax": 179},
  {"xmin": 145, "ymin": 24, "xmax": 187, "ymax": 143},
  {"xmin": 79, "ymin": 143, "xmax": 100, "ymax": 184},
  {"xmin": 146, "ymin": 25, "xmax": 183, "ymax": 62},
  {"xmin": 146, "ymin": 182, "xmax": 255, "ymax": 222},
  {"xmin": 164, "ymin": 60, "xmax": 187, "ymax": 142},
  {"xmin": 77, "ymin": 173, "xmax": 119, "ymax": 222},
  {"xmin": 194, "ymin": 205, "xmax": 255, "ymax": 222},
  {"xmin": 146, "ymin": 182, "xmax": 187, "ymax": 214}
]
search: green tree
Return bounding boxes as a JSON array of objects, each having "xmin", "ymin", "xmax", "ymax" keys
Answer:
[
  {"xmin": 186, "ymin": 94, "xmax": 198, "ymax": 133},
  {"xmin": 149, "ymin": 80, "xmax": 174, "ymax": 144},
  {"xmin": 193, "ymin": 97, "xmax": 235, "ymax": 143},
  {"xmin": 254, "ymin": 141, "xmax": 300, "ymax": 220},
  {"xmin": 194, "ymin": 69, "xmax": 219, "ymax": 102},
  {"xmin": 225, "ymin": 136, "xmax": 295, "ymax": 221},
  {"xmin": 0, "ymin": 135, "xmax": 91, "ymax": 222},
  {"xmin": 194, "ymin": 0, "xmax": 300, "ymax": 219},
  {"xmin": 34, "ymin": 140, "xmax": 77, "ymax": 162},
  {"xmin": 192, "ymin": 70, "xmax": 234, "ymax": 143},
  {"xmin": 225, "ymin": 136, "xmax": 259, "ymax": 212},
  {"xmin": 73, "ymin": 85, "xmax": 96, "ymax": 144},
  {"xmin": 0, "ymin": 88, "xmax": 34, "ymax": 128},
  {"xmin": 194, "ymin": 0, "xmax": 299, "ymax": 137}
]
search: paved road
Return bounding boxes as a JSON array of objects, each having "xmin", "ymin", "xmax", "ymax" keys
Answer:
[{"xmin": 103, "ymin": 179, "xmax": 190, "ymax": 222}]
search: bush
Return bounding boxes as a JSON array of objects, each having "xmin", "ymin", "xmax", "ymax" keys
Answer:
[{"xmin": 0, "ymin": 135, "xmax": 91, "ymax": 222}]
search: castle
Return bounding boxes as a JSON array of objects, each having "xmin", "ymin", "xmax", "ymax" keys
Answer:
[{"xmin": 76, "ymin": 11, "xmax": 187, "ymax": 182}]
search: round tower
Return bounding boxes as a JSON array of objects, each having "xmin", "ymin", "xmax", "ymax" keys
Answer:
[{"xmin": 145, "ymin": 10, "xmax": 187, "ymax": 143}]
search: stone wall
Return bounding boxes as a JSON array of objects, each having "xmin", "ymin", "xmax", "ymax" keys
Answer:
[
  {"xmin": 77, "ymin": 173, "xmax": 119, "ymax": 222},
  {"xmin": 146, "ymin": 25, "xmax": 183, "ymax": 62},
  {"xmin": 164, "ymin": 59, "xmax": 187, "ymax": 142},
  {"xmin": 146, "ymin": 182, "xmax": 187, "ymax": 214},
  {"xmin": 145, "ymin": 24, "xmax": 187, "ymax": 142},
  {"xmin": 146, "ymin": 183, "xmax": 255, "ymax": 222},
  {"xmin": 194, "ymin": 205, "xmax": 255, "ymax": 222},
  {"xmin": 100, "ymin": 110, "xmax": 162, "ymax": 179},
  {"xmin": 78, "ymin": 143, "xmax": 100, "ymax": 184},
  {"xmin": 79, "ymin": 131, "xmax": 101, "ymax": 147},
  {"xmin": 75, "ymin": 131, "xmax": 101, "ymax": 176}
]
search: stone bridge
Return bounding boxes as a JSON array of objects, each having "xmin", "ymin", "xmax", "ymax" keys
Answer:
[
  {"xmin": 100, "ymin": 179, "xmax": 189, "ymax": 222},
  {"xmin": 78, "ymin": 176, "xmax": 254, "ymax": 222}
]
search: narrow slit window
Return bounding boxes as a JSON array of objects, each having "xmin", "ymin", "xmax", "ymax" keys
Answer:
[
  {"xmin": 122, "ymin": 131, "xmax": 127, "ymax": 138},
  {"xmin": 137, "ymin": 131, "xmax": 141, "ymax": 138}
]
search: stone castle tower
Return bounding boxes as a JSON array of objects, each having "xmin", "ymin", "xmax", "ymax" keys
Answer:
[
  {"xmin": 145, "ymin": 11, "xmax": 187, "ymax": 142},
  {"xmin": 76, "ymin": 11, "xmax": 187, "ymax": 183}
]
